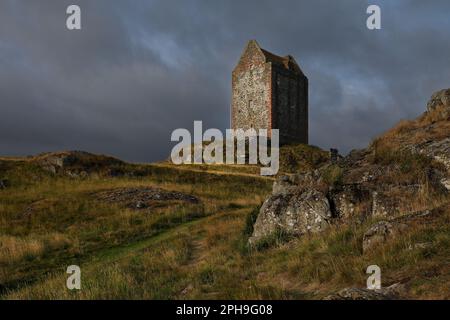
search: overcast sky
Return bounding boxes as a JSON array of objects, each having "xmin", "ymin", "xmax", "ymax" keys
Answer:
[{"xmin": 1, "ymin": 0, "xmax": 449, "ymax": 162}]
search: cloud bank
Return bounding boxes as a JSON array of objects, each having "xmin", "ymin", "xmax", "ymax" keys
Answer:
[{"xmin": 1, "ymin": 0, "xmax": 449, "ymax": 161}]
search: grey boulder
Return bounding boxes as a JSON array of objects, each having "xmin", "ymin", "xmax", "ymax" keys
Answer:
[{"xmin": 249, "ymin": 189, "xmax": 332, "ymax": 245}]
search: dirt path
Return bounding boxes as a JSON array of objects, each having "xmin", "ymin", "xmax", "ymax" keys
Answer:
[{"xmin": 187, "ymin": 237, "xmax": 208, "ymax": 267}]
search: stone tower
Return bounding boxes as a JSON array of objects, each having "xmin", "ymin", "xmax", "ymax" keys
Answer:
[{"xmin": 231, "ymin": 40, "xmax": 308, "ymax": 144}]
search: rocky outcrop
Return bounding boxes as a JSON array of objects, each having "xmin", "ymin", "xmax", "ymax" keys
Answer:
[
  {"xmin": 249, "ymin": 180, "xmax": 333, "ymax": 244},
  {"xmin": 371, "ymin": 185, "xmax": 421, "ymax": 218},
  {"xmin": 362, "ymin": 221, "xmax": 407, "ymax": 253},
  {"xmin": 363, "ymin": 209, "xmax": 433, "ymax": 253},
  {"xmin": 272, "ymin": 175, "xmax": 302, "ymax": 195},
  {"xmin": 417, "ymin": 137, "xmax": 450, "ymax": 172},
  {"xmin": 329, "ymin": 184, "xmax": 371, "ymax": 221},
  {"xmin": 371, "ymin": 191, "xmax": 398, "ymax": 218},
  {"xmin": 324, "ymin": 283, "xmax": 405, "ymax": 300},
  {"xmin": 427, "ymin": 88, "xmax": 450, "ymax": 120},
  {"xmin": 34, "ymin": 151, "xmax": 124, "ymax": 176},
  {"xmin": 272, "ymin": 170, "xmax": 323, "ymax": 194},
  {"xmin": 323, "ymin": 288, "xmax": 392, "ymax": 300},
  {"xmin": 249, "ymin": 170, "xmax": 444, "ymax": 245},
  {"xmin": 95, "ymin": 187, "xmax": 199, "ymax": 209},
  {"xmin": 249, "ymin": 89, "xmax": 450, "ymax": 246},
  {"xmin": 250, "ymin": 163, "xmax": 447, "ymax": 245},
  {"xmin": 441, "ymin": 178, "xmax": 450, "ymax": 191}
]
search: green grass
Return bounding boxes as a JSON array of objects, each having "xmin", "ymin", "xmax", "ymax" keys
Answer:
[
  {"xmin": 321, "ymin": 164, "xmax": 344, "ymax": 187},
  {"xmin": 279, "ymin": 144, "xmax": 329, "ymax": 173}
]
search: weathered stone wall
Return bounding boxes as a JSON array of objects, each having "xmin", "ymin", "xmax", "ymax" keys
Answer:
[
  {"xmin": 272, "ymin": 66, "xmax": 308, "ymax": 144},
  {"xmin": 231, "ymin": 42, "xmax": 271, "ymax": 133}
]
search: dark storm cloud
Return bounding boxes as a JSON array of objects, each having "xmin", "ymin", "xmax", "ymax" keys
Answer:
[{"xmin": 1, "ymin": 0, "xmax": 449, "ymax": 161}]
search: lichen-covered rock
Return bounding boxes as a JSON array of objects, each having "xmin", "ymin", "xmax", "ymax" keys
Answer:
[
  {"xmin": 272, "ymin": 170, "xmax": 322, "ymax": 195},
  {"xmin": 371, "ymin": 191, "xmax": 400, "ymax": 218},
  {"xmin": 272, "ymin": 175, "xmax": 299, "ymax": 195},
  {"xmin": 417, "ymin": 137, "xmax": 450, "ymax": 172},
  {"xmin": 427, "ymin": 88, "xmax": 450, "ymax": 113},
  {"xmin": 249, "ymin": 189, "xmax": 332, "ymax": 245},
  {"xmin": 371, "ymin": 185, "xmax": 423, "ymax": 219},
  {"xmin": 362, "ymin": 220, "xmax": 407, "ymax": 253},
  {"xmin": 324, "ymin": 283, "xmax": 405, "ymax": 300},
  {"xmin": 414, "ymin": 138, "xmax": 450, "ymax": 192},
  {"xmin": 441, "ymin": 178, "xmax": 450, "ymax": 191},
  {"xmin": 329, "ymin": 184, "xmax": 370, "ymax": 220},
  {"xmin": 323, "ymin": 288, "xmax": 392, "ymax": 300}
]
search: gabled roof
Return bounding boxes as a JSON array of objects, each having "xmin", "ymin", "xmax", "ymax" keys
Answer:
[
  {"xmin": 254, "ymin": 40, "xmax": 305, "ymax": 76},
  {"xmin": 262, "ymin": 50, "xmax": 304, "ymax": 76}
]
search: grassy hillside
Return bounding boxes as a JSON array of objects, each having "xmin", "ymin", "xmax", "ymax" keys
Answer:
[
  {"xmin": 0, "ymin": 146, "xmax": 449, "ymax": 299},
  {"xmin": 0, "ymin": 155, "xmax": 272, "ymax": 298}
]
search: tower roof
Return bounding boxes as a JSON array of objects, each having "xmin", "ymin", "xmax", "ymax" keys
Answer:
[
  {"xmin": 255, "ymin": 41, "xmax": 304, "ymax": 76},
  {"xmin": 233, "ymin": 40, "xmax": 306, "ymax": 77}
]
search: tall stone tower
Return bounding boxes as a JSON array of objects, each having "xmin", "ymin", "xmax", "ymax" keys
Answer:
[{"xmin": 231, "ymin": 40, "xmax": 308, "ymax": 144}]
